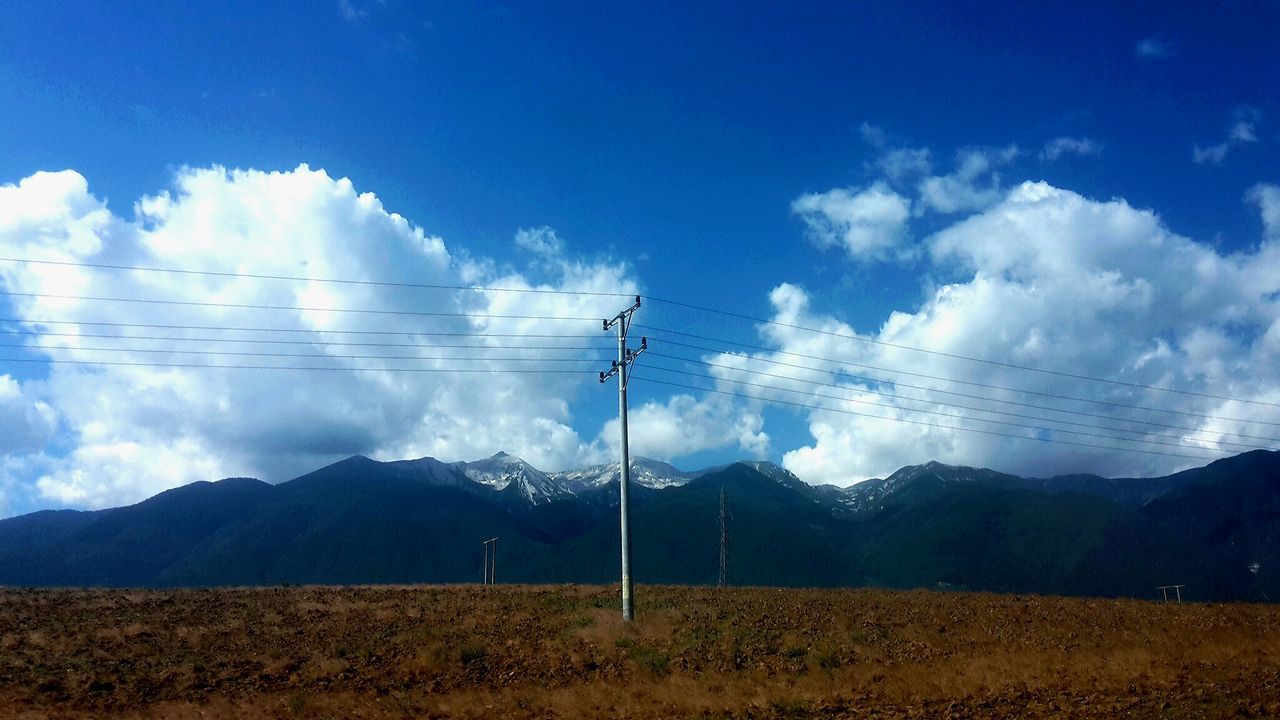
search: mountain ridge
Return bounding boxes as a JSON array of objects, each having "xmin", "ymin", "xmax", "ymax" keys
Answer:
[{"xmin": 1, "ymin": 449, "xmax": 1277, "ymax": 600}]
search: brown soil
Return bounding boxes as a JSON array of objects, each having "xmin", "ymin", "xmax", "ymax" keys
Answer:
[{"xmin": 1, "ymin": 584, "xmax": 1278, "ymax": 718}]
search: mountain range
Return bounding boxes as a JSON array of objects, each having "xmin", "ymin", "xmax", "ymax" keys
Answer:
[{"xmin": 1, "ymin": 449, "xmax": 1278, "ymax": 602}]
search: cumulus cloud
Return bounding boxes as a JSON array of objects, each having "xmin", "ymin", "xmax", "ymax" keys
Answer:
[
  {"xmin": 915, "ymin": 146, "xmax": 1018, "ymax": 215},
  {"xmin": 791, "ymin": 183, "xmax": 912, "ymax": 261},
  {"xmin": 0, "ymin": 165, "xmax": 647, "ymax": 509},
  {"xmin": 1194, "ymin": 112, "xmax": 1261, "ymax": 165},
  {"xmin": 599, "ymin": 393, "xmax": 769, "ymax": 462},
  {"xmin": 1041, "ymin": 137, "xmax": 1102, "ymax": 162},
  {"xmin": 712, "ymin": 181, "xmax": 1280, "ymax": 486}
]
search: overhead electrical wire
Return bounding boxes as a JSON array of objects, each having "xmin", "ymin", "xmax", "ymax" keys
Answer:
[
  {"xmin": 8, "ymin": 317, "xmax": 1271, "ymax": 442},
  {"xmin": 0, "ymin": 291, "xmax": 603, "ymax": 322},
  {"xmin": 1, "ymin": 329, "xmax": 613, "ymax": 351},
  {"xmin": 11, "ymin": 327, "xmax": 1266, "ymax": 451},
  {"xmin": 1, "ymin": 255, "xmax": 1271, "ymax": 408},
  {"xmin": 0, "ymin": 256, "xmax": 635, "ymax": 298},
  {"xmin": 0, "ymin": 357, "xmax": 592, "ymax": 374},
  {"xmin": 0, "ymin": 343, "xmax": 607, "ymax": 363},
  {"xmin": 8, "ymin": 335, "xmax": 1258, "ymax": 456},
  {"xmin": 637, "ymin": 325, "xmax": 1280, "ymax": 430},
  {"xmin": 0, "ymin": 318, "xmax": 606, "ymax": 339},
  {"xmin": 631, "ymin": 375, "xmax": 1225, "ymax": 462},
  {"xmin": 638, "ymin": 362, "xmax": 1263, "ymax": 455},
  {"xmin": 643, "ymin": 352, "xmax": 1272, "ymax": 451},
  {"xmin": 642, "ymin": 298, "xmax": 1280, "ymax": 409},
  {"xmin": 0, "ymin": 347, "xmax": 1235, "ymax": 459},
  {"xmin": 1, "ymin": 256, "xmax": 1276, "ymax": 461},
  {"xmin": 645, "ymin": 348, "xmax": 1280, "ymax": 444}
]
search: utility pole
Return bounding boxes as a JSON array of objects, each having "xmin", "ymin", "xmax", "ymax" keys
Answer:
[
  {"xmin": 482, "ymin": 537, "xmax": 499, "ymax": 585},
  {"xmin": 600, "ymin": 295, "xmax": 646, "ymax": 622},
  {"xmin": 719, "ymin": 487, "xmax": 729, "ymax": 587}
]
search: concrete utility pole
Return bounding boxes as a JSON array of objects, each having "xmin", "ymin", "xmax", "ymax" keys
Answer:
[
  {"xmin": 599, "ymin": 295, "xmax": 646, "ymax": 621},
  {"xmin": 482, "ymin": 537, "xmax": 499, "ymax": 585}
]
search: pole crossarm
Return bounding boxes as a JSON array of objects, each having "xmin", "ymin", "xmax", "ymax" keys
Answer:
[{"xmin": 600, "ymin": 295, "xmax": 646, "ymax": 388}]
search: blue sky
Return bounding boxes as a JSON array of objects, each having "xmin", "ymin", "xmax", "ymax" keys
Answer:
[{"xmin": 1, "ymin": 1, "xmax": 1279, "ymax": 515}]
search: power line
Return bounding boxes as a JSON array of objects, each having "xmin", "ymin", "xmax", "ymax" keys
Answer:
[
  {"xmin": 0, "ymin": 256, "xmax": 635, "ymax": 298},
  {"xmin": 0, "ymin": 357, "xmax": 1231, "ymax": 461},
  {"xmin": 637, "ymin": 326, "xmax": 1280, "ymax": 430},
  {"xmin": 5, "ymin": 254, "xmax": 1270, "ymax": 409},
  {"xmin": 640, "ymin": 363, "xmax": 1250, "ymax": 455},
  {"xmin": 639, "ymin": 304, "xmax": 1280, "ymax": 410},
  {"xmin": 0, "ymin": 343, "xmax": 606, "ymax": 363},
  {"xmin": 1, "ymin": 317, "xmax": 605, "ymax": 338},
  {"xmin": 6, "ymin": 318, "xmax": 1274, "ymax": 441},
  {"xmin": 646, "ymin": 353, "xmax": 1271, "ymax": 451},
  {"xmin": 4, "ymin": 329, "xmax": 612, "ymax": 351},
  {"xmin": 14, "ymin": 335, "xmax": 1251, "ymax": 453},
  {"xmin": 632, "ymin": 375, "xmax": 1225, "ymax": 462},
  {"xmin": 0, "ymin": 291, "xmax": 602, "ymax": 322},
  {"xmin": 647, "ymin": 349, "xmax": 1279, "ymax": 446},
  {"xmin": 0, "ymin": 357, "xmax": 594, "ymax": 374}
]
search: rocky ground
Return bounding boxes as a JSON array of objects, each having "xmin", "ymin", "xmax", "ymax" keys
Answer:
[{"xmin": 2, "ymin": 584, "xmax": 1279, "ymax": 718}]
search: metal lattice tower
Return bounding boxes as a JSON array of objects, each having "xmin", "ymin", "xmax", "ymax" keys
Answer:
[{"xmin": 718, "ymin": 487, "xmax": 729, "ymax": 587}]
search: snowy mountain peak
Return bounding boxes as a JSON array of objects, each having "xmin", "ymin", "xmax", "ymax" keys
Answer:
[
  {"xmin": 740, "ymin": 461, "xmax": 803, "ymax": 486},
  {"xmin": 451, "ymin": 453, "xmax": 574, "ymax": 505},
  {"xmin": 551, "ymin": 456, "xmax": 695, "ymax": 493}
]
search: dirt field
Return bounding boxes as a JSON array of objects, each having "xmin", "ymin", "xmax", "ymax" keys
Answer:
[{"xmin": 2, "ymin": 584, "xmax": 1279, "ymax": 718}]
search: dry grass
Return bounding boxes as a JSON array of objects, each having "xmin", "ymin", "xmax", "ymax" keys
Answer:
[{"xmin": 1, "ymin": 584, "xmax": 1278, "ymax": 718}]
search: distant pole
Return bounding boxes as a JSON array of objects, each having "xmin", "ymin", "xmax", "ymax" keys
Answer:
[
  {"xmin": 482, "ymin": 537, "xmax": 499, "ymax": 585},
  {"xmin": 600, "ymin": 295, "xmax": 646, "ymax": 622},
  {"xmin": 718, "ymin": 487, "xmax": 729, "ymax": 587}
]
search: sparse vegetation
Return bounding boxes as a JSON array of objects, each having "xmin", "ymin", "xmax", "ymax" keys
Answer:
[
  {"xmin": 1, "ymin": 584, "xmax": 1280, "ymax": 718},
  {"xmin": 458, "ymin": 642, "xmax": 487, "ymax": 666}
]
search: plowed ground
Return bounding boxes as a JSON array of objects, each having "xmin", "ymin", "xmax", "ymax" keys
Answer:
[{"xmin": 2, "ymin": 585, "xmax": 1279, "ymax": 718}]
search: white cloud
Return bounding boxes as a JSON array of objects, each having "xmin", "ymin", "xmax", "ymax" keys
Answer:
[
  {"xmin": 725, "ymin": 181, "xmax": 1280, "ymax": 486},
  {"xmin": 1230, "ymin": 120, "xmax": 1259, "ymax": 144},
  {"xmin": 1135, "ymin": 37, "xmax": 1172, "ymax": 59},
  {"xmin": 1249, "ymin": 183, "xmax": 1280, "ymax": 240},
  {"xmin": 0, "ymin": 376, "xmax": 58, "ymax": 454},
  {"xmin": 791, "ymin": 183, "xmax": 912, "ymax": 261},
  {"xmin": 514, "ymin": 226, "xmax": 565, "ymax": 257},
  {"xmin": 915, "ymin": 147, "xmax": 1017, "ymax": 215},
  {"xmin": 878, "ymin": 148, "xmax": 933, "ymax": 182},
  {"xmin": 857, "ymin": 123, "xmax": 931, "ymax": 181},
  {"xmin": 1041, "ymin": 137, "xmax": 1102, "ymax": 162},
  {"xmin": 338, "ymin": 0, "xmax": 370, "ymax": 22},
  {"xmin": 599, "ymin": 393, "xmax": 769, "ymax": 462},
  {"xmin": 0, "ymin": 165, "xmax": 648, "ymax": 508},
  {"xmin": 1194, "ymin": 113, "xmax": 1261, "ymax": 165}
]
